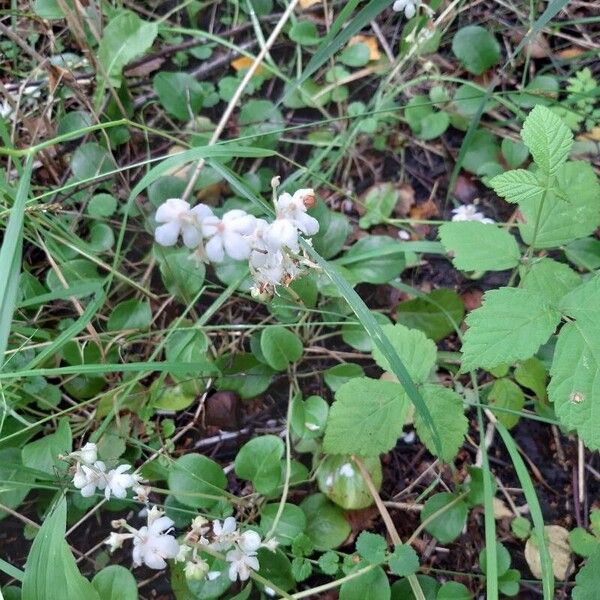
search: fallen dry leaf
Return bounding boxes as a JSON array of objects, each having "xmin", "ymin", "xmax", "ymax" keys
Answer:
[
  {"xmin": 493, "ymin": 498, "xmax": 513, "ymax": 520},
  {"xmin": 410, "ymin": 197, "xmax": 439, "ymax": 220},
  {"xmin": 524, "ymin": 525, "xmax": 572, "ymax": 581},
  {"xmin": 394, "ymin": 183, "xmax": 416, "ymax": 216},
  {"xmin": 230, "ymin": 56, "xmax": 265, "ymax": 75},
  {"xmin": 125, "ymin": 57, "xmax": 165, "ymax": 78},
  {"xmin": 578, "ymin": 127, "xmax": 600, "ymax": 142},
  {"xmin": 461, "ymin": 288, "xmax": 483, "ymax": 312},
  {"xmin": 164, "ymin": 145, "xmax": 190, "ymax": 179},
  {"xmin": 349, "ymin": 35, "xmax": 381, "ymax": 62},
  {"xmin": 557, "ymin": 47, "xmax": 585, "ymax": 60},
  {"xmin": 205, "ymin": 391, "xmax": 242, "ymax": 430},
  {"xmin": 299, "ymin": 0, "xmax": 322, "ymax": 8}
]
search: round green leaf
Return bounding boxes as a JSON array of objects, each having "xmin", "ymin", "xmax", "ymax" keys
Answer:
[
  {"xmin": 260, "ymin": 327, "xmax": 303, "ymax": 371},
  {"xmin": 87, "ymin": 193, "xmax": 117, "ymax": 218},
  {"xmin": 301, "ymin": 493, "xmax": 351, "ymax": 550},
  {"xmin": 437, "ymin": 581, "xmax": 472, "ymax": 599},
  {"xmin": 341, "ymin": 311, "xmax": 391, "ymax": 352},
  {"xmin": 420, "ymin": 493, "xmax": 468, "ymax": 544},
  {"xmin": 88, "ymin": 223, "xmax": 114, "ymax": 253},
  {"xmin": 57, "ymin": 111, "xmax": 92, "ymax": 139},
  {"xmin": 168, "ymin": 453, "xmax": 227, "ymax": 509},
  {"xmin": 339, "ymin": 43, "xmax": 370, "ymax": 68},
  {"xmin": 338, "ymin": 236, "xmax": 406, "ymax": 284},
  {"xmin": 290, "ymin": 394, "xmax": 329, "ymax": 440},
  {"xmin": 289, "ymin": 21, "xmax": 320, "ymax": 45},
  {"xmin": 92, "ymin": 565, "xmax": 138, "ymax": 600},
  {"xmin": 107, "ymin": 299, "xmax": 152, "ymax": 331},
  {"xmin": 340, "ymin": 566, "xmax": 390, "ymax": 600},
  {"xmin": 391, "ymin": 575, "xmax": 440, "ymax": 600},
  {"xmin": 452, "ymin": 26, "xmax": 500, "ymax": 75},
  {"xmin": 260, "ymin": 503, "xmax": 307, "ymax": 546},
  {"xmin": 256, "ymin": 548, "xmax": 294, "ymax": 591},
  {"xmin": 323, "ymin": 363, "xmax": 365, "ymax": 392},
  {"xmin": 71, "ymin": 142, "xmax": 112, "ymax": 181},
  {"xmin": 234, "ymin": 435, "xmax": 284, "ymax": 495},
  {"xmin": 45, "ymin": 258, "xmax": 102, "ymax": 291}
]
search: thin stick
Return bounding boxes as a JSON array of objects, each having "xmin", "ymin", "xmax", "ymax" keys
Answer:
[{"xmin": 182, "ymin": 0, "xmax": 300, "ymax": 200}]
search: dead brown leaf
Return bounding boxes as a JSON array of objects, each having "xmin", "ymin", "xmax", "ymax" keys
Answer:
[
  {"xmin": 125, "ymin": 57, "xmax": 165, "ymax": 78},
  {"xmin": 524, "ymin": 525, "xmax": 572, "ymax": 581},
  {"xmin": 460, "ymin": 288, "xmax": 483, "ymax": 312},
  {"xmin": 394, "ymin": 183, "xmax": 416, "ymax": 216},
  {"xmin": 410, "ymin": 198, "xmax": 439, "ymax": 220},
  {"xmin": 231, "ymin": 56, "xmax": 265, "ymax": 75},
  {"xmin": 557, "ymin": 47, "xmax": 585, "ymax": 60}
]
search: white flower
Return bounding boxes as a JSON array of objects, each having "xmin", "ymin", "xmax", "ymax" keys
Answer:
[
  {"xmin": 184, "ymin": 558, "xmax": 210, "ymax": 580},
  {"xmin": 451, "ymin": 204, "xmax": 494, "ymax": 224},
  {"xmin": 69, "ymin": 441, "xmax": 98, "ymax": 465},
  {"xmin": 202, "ymin": 210, "xmax": 257, "ymax": 262},
  {"xmin": 210, "ymin": 516, "xmax": 238, "ymax": 551},
  {"xmin": 73, "ymin": 460, "xmax": 107, "ymax": 497},
  {"xmin": 104, "ymin": 464, "xmax": 138, "ymax": 500},
  {"xmin": 207, "ymin": 571, "xmax": 221, "ymax": 580},
  {"xmin": 132, "ymin": 511, "xmax": 180, "ymax": 569},
  {"xmin": 265, "ymin": 219, "xmax": 300, "ymax": 253},
  {"xmin": 238, "ymin": 530, "xmax": 262, "ymax": 554},
  {"xmin": 191, "ymin": 516, "xmax": 210, "ymax": 536},
  {"xmin": 105, "ymin": 532, "xmax": 133, "ymax": 553},
  {"xmin": 339, "ymin": 463, "xmax": 355, "ymax": 477},
  {"xmin": 154, "ymin": 198, "xmax": 212, "ymax": 248},
  {"xmin": 393, "ymin": 0, "xmax": 419, "ymax": 19},
  {"xmin": 265, "ymin": 587, "xmax": 276, "ymax": 597},
  {"xmin": 275, "ymin": 189, "xmax": 319, "ymax": 236},
  {"xmin": 225, "ymin": 547, "xmax": 260, "ymax": 582},
  {"xmin": 0, "ymin": 100, "xmax": 13, "ymax": 119},
  {"xmin": 175, "ymin": 544, "xmax": 192, "ymax": 563},
  {"xmin": 132, "ymin": 484, "xmax": 151, "ymax": 504},
  {"xmin": 262, "ymin": 538, "xmax": 279, "ymax": 552}
]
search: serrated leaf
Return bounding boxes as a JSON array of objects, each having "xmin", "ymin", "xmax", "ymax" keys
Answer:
[
  {"xmin": 521, "ymin": 106, "xmax": 573, "ymax": 176},
  {"xmin": 489, "ymin": 169, "xmax": 544, "ymax": 204},
  {"xmin": 517, "ymin": 161, "xmax": 600, "ymax": 248},
  {"xmin": 548, "ymin": 322, "xmax": 600, "ymax": 450},
  {"xmin": 573, "ymin": 547, "xmax": 600, "ymax": 599},
  {"xmin": 520, "ymin": 257, "xmax": 581, "ymax": 307},
  {"xmin": 559, "ymin": 274, "xmax": 600, "ymax": 326},
  {"xmin": 461, "ymin": 288, "xmax": 560, "ymax": 371},
  {"xmin": 372, "ymin": 324, "xmax": 437, "ymax": 384},
  {"xmin": 414, "ymin": 384, "xmax": 467, "ymax": 462},
  {"xmin": 356, "ymin": 532, "xmax": 387, "ymax": 564},
  {"xmin": 388, "ymin": 544, "xmax": 419, "ymax": 577},
  {"xmin": 439, "ymin": 221, "xmax": 521, "ymax": 272},
  {"xmin": 323, "ymin": 378, "xmax": 409, "ymax": 456}
]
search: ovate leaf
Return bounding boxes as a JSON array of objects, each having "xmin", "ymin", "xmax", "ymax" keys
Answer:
[
  {"xmin": 439, "ymin": 221, "xmax": 520, "ymax": 272},
  {"xmin": 520, "ymin": 258, "xmax": 581, "ymax": 307},
  {"xmin": 91, "ymin": 565, "xmax": 138, "ymax": 600},
  {"xmin": 461, "ymin": 288, "xmax": 560, "ymax": 371},
  {"xmin": 451, "ymin": 26, "xmax": 500, "ymax": 75},
  {"xmin": 234, "ymin": 435, "xmax": 284, "ymax": 495},
  {"xmin": 22, "ymin": 497, "xmax": 100, "ymax": 600},
  {"xmin": 490, "ymin": 169, "xmax": 544, "ymax": 204},
  {"xmin": 573, "ymin": 548, "xmax": 600, "ymax": 599},
  {"xmin": 487, "ymin": 378, "xmax": 525, "ymax": 429},
  {"xmin": 420, "ymin": 493, "xmax": 468, "ymax": 544},
  {"xmin": 559, "ymin": 274, "xmax": 600, "ymax": 326},
  {"xmin": 323, "ymin": 378, "xmax": 409, "ymax": 456},
  {"xmin": 414, "ymin": 384, "xmax": 467, "ymax": 462},
  {"xmin": 548, "ymin": 322, "xmax": 600, "ymax": 450},
  {"xmin": 260, "ymin": 327, "xmax": 303, "ymax": 371},
  {"xmin": 521, "ymin": 105, "xmax": 573, "ymax": 176}
]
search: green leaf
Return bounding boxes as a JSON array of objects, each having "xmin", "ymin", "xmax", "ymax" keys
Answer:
[
  {"xmin": 548, "ymin": 321, "xmax": 600, "ymax": 449},
  {"xmin": 300, "ymin": 493, "xmax": 351, "ymax": 550},
  {"xmin": 215, "ymin": 353, "xmax": 274, "ymax": 399},
  {"xmin": 487, "ymin": 378, "xmax": 525, "ymax": 429},
  {"xmin": 414, "ymin": 385, "xmax": 467, "ymax": 462},
  {"xmin": 22, "ymin": 418, "xmax": 71, "ymax": 476},
  {"xmin": 565, "ymin": 238, "xmax": 600, "ymax": 271},
  {"xmin": 341, "ymin": 311, "xmax": 392, "ymax": 352},
  {"xmin": 71, "ymin": 143, "xmax": 112, "ymax": 181},
  {"xmin": 157, "ymin": 247, "xmax": 205, "ymax": 302},
  {"xmin": 323, "ymin": 378, "xmax": 409, "ymax": 456},
  {"xmin": 291, "ymin": 557, "xmax": 313, "ymax": 582},
  {"xmin": 372, "ymin": 324, "xmax": 437, "ymax": 384},
  {"xmin": 451, "ymin": 26, "xmax": 500, "ymax": 75},
  {"xmin": 356, "ymin": 532, "xmax": 388, "ymax": 565},
  {"xmin": 391, "ymin": 575, "xmax": 439, "ymax": 600},
  {"xmin": 107, "ymin": 299, "xmax": 152, "ymax": 331},
  {"xmin": 437, "ymin": 581, "xmax": 472, "ymax": 599},
  {"xmin": 339, "ymin": 43, "xmax": 370, "ymax": 67},
  {"xmin": 359, "ymin": 183, "xmax": 399, "ymax": 229},
  {"xmin": 461, "ymin": 288, "xmax": 560, "ymax": 371},
  {"xmin": 395, "ymin": 288, "xmax": 464, "ymax": 341},
  {"xmin": 337, "ymin": 236, "xmax": 406, "ymax": 284},
  {"xmin": 439, "ymin": 221, "xmax": 520, "ymax": 272},
  {"xmin": 256, "ymin": 548, "xmax": 294, "ymax": 592},
  {"xmin": 517, "ymin": 161, "xmax": 600, "ymax": 248},
  {"xmin": 560, "ymin": 274, "xmax": 600, "ymax": 326},
  {"xmin": 420, "ymin": 493, "xmax": 468, "ymax": 544},
  {"xmin": 234, "ymin": 435, "xmax": 284, "ymax": 494},
  {"xmin": 521, "ymin": 105, "xmax": 573, "ymax": 176},
  {"xmin": 260, "ymin": 503, "xmax": 306, "ymax": 546},
  {"xmin": 404, "ymin": 96, "xmax": 449, "ymax": 140},
  {"xmin": 260, "ymin": 327, "xmax": 303, "ymax": 371},
  {"xmin": 167, "ymin": 453, "xmax": 227, "ymax": 508},
  {"xmin": 318, "ymin": 551, "xmax": 340, "ymax": 575},
  {"xmin": 289, "ymin": 21, "xmax": 320, "ymax": 45},
  {"xmin": 511, "ymin": 516, "xmax": 532, "ymax": 540},
  {"xmin": 309, "ymin": 200, "xmax": 351, "ymax": 259},
  {"xmin": 480, "ymin": 541, "xmax": 511, "ymax": 577},
  {"xmin": 0, "ymin": 449, "xmax": 35, "ymax": 520},
  {"xmin": 58, "ymin": 111, "xmax": 92, "ymax": 139},
  {"xmin": 340, "ymin": 566, "xmax": 390, "ymax": 600},
  {"xmin": 520, "ymin": 258, "xmax": 581, "ymax": 307},
  {"xmin": 98, "ymin": 10, "xmax": 157, "ymax": 87},
  {"xmin": 389, "ymin": 545, "xmax": 419, "ymax": 577},
  {"xmin": 291, "ymin": 394, "xmax": 329, "ymax": 440},
  {"xmin": 569, "ymin": 528, "xmax": 599, "ymax": 558},
  {"xmin": 317, "ymin": 455, "xmax": 381, "ymax": 510},
  {"xmin": 572, "ymin": 547, "xmax": 600, "ymax": 600},
  {"xmin": 91, "ymin": 565, "xmax": 138, "ymax": 600},
  {"xmin": 489, "ymin": 169, "xmax": 544, "ymax": 204},
  {"xmin": 22, "ymin": 497, "xmax": 100, "ymax": 600},
  {"xmin": 153, "ymin": 72, "xmax": 207, "ymax": 120},
  {"xmin": 501, "ymin": 138, "xmax": 529, "ymax": 169},
  {"xmin": 323, "ymin": 363, "xmax": 365, "ymax": 392}
]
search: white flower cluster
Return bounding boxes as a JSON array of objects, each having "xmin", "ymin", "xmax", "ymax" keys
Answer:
[
  {"xmin": 64, "ymin": 442, "xmax": 149, "ymax": 502},
  {"xmin": 153, "ymin": 186, "xmax": 319, "ymax": 296},
  {"xmin": 451, "ymin": 204, "xmax": 494, "ymax": 224},
  {"xmin": 392, "ymin": 0, "xmax": 419, "ymax": 19},
  {"xmin": 106, "ymin": 510, "xmax": 277, "ymax": 583}
]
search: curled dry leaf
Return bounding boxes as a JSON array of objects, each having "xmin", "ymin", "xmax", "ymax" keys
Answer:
[
  {"xmin": 410, "ymin": 197, "xmax": 439, "ymax": 220},
  {"xmin": 524, "ymin": 525, "xmax": 572, "ymax": 581},
  {"xmin": 230, "ymin": 56, "xmax": 265, "ymax": 76},
  {"xmin": 299, "ymin": 0, "xmax": 322, "ymax": 8},
  {"xmin": 348, "ymin": 35, "xmax": 381, "ymax": 62}
]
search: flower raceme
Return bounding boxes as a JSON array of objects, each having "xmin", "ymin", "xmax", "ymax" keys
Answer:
[{"xmin": 152, "ymin": 187, "xmax": 320, "ymax": 296}]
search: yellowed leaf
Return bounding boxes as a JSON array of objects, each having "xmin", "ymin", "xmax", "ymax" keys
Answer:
[
  {"xmin": 557, "ymin": 47, "xmax": 585, "ymax": 59},
  {"xmin": 492, "ymin": 498, "xmax": 513, "ymax": 520},
  {"xmin": 578, "ymin": 127, "xmax": 600, "ymax": 142},
  {"xmin": 524, "ymin": 525, "xmax": 572, "ymax": 581},
  {"xmin": 349, "ymin": 35, "xmax": 381, "ymax": 61},
  {"xmin": 230, "ymin": 56, "xmax": 265, "ymax": 75},
  {"xmin": 299, "ymin": 0, "xmax": 322, "ymax": 8}
]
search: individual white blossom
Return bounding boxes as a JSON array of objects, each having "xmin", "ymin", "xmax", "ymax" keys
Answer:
[
  {"xmin": 226, "ymin": 547, "xmax": 260, "ymax": 582},
  {"xmin": 265, "ymin": 218, "xmax": 300, "ymax": 253},
  {"xmin": 104, "ymin": 464, "xmax": 140, "ymax": 500},
  {"xmin": 68, "ymin": 441, "xmax": 98, "ymax": 465},
  {"xmin": 0, "ymin": 100, "xmax": 12, "ymax": 119},
  {"xmin": 202, "ymin": 209, "xmax": 257, "ymax": 262},
  {"xmin": 132, "ymin": 507, "xmax": 180, "ymax": 570},
  {"xmin": 210, "ymin": 516, "xmax": 238, "ymax": 551},
  {"xmin": 106, "ymin": 532, "xmax": 133, "ymax": 553},
  {"xmin": 274, "ymin": 189, "xmax": 318, "ymax": 236},
  {"xmin": 451, "ymin": 204, "xmax": 494, "ymax": 224},
  {"xmin": 154, "ymin": 198, "xmax": 213, "ymax": 248},
  {"xmin": 73, "ymin": 460, "xmax": 107, "ymax": 497},
  {"xmin": 261, "ymin": 538, "xmax": 279, "ymax": 552},
  {"xmin": 393, "ymin": 0, "xmax": 419, "ymax": 19}
]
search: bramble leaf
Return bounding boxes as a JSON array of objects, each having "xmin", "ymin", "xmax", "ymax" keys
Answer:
[
  {"xmin": 461, "ymin": 288, "xmax": 560, "ymax": 371},
  {"xmin": 323, "ymin": 378, "xmax": 409, "ymax": 456},
  {"xmin": 439, "ymin": 221, "xmax": 521, "ymax": 272},
  {"xmin": 559, "ymin": 274, "xmax": 600, "ymax": 326},
  {"xmin": 489, "ymin": 169, "xmax": 544, "ymax": 204},
  {"xmin": 520, "ymin": 258, "xmax": 581, "ymax": 307}
]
